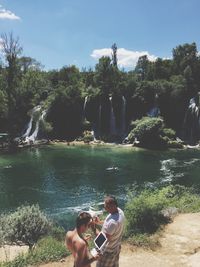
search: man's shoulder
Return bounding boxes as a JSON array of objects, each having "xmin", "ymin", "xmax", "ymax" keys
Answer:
[{"xmin": 66, "ymin": 230, "xmax": 74, "ymax": 238}]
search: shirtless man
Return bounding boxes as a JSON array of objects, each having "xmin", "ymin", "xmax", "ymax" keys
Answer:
[{"xmin": 66, "ymin": 212, "xmax": 99, "ymax": 267}]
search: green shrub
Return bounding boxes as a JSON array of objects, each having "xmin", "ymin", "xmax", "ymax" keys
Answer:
[
  {"xmin": 125, "ymin": 185, "xmax": 200, "ymax": 237},
  {"xmin": 167, "ymin": 140, "xmax": 184, "ymax": 148},
  {"xmin": 27, "ymin": 236, "xmax": 68, "ymax": 264},
  {"xmin": 125, "ymin": 188, "xmax": 169, "ymax": 235},
  {"xmin": 48, "ymin": 225, "xmax": 66, "ymax": 241},
  {"xmin": 162, "ymin": 128, "xmax": 176, "ymax": 139},
  {"xmin": 83, "ymin": 130, "xmax": 93, "ymax": 143},
  {"xmin": 0, "ymin": 204, "xmax": 52, "ymax": 247},
  {"xmin": 1, "ymin": 236, "xmax": 69, "ymax": 267},
  {"xmin": 128, "ymin": 117, "xmax": 167, "ymax": 149}
]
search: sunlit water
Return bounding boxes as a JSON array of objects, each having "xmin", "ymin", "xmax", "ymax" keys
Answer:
[{"xmin": 0, "ymin": 144, "xmax": 200, "ymax": 229}]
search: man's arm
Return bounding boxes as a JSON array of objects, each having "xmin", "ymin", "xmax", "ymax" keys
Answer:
[
  {"xmin": 91, "ymin": 216, "xmax": 104, "ymax": 236},
  {"xmin": 65, "ymin": 232, "xmax": 73, "ymax": 253}
]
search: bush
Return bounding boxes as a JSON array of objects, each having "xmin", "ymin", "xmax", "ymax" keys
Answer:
[
  {"xmin": 125, "ymin": 188, "xmax": 169, "ymax": 235},
  {"xmin": 162, "ymin": 128, "xmax": 176, "ymax": 139},
  {"xmin": 0, "ymin": 204, "xmax": 53, "ymax": 247},
  {"xmin": 27, "ymin": 236, "xmax": 68, "ymax": 264},
  {"xmin": 128, "ymin": 117, "xmax": 167, "ymax": 149},
  {"xmin": 83, "ymin": 130, "xmax": 94, "ymax": 143},
  {"xmin": 1, "ymin": 236, "xmax": 69, "ymax": 267},
  {"xmin": 167, "ymin": 140, "xmax": 184, "ymax": 148},
  {"xmin": 124, "ymin": 185, "xmax": 200, "ymax": 237}
]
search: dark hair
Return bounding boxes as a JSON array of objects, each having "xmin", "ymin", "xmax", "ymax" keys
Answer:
[
  {"xmin": 105, "ymin": 195, "xmax": 118, "ymax": 207},
  {"xmin": 76, "ymin": 212, "xmax": 92, "ymax": 229}
]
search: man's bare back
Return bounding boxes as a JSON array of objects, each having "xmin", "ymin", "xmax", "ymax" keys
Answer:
[{"xmin": 65, "ymin": 212, "xmax": 98, "ymax": 267}]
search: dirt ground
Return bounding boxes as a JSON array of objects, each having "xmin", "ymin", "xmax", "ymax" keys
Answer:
[
  {"xmin": 1, "ymin": 213, "xmax": 200, "ymax": 267},
  {"xmin": 38, "ymin": 213, "xmax": 200, "ymax": 267}
]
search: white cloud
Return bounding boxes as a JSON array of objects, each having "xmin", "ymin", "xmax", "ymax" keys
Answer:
[
  {"xmin": 91, "ymin": 47, "xmax": 157, "ymax": 68},
  {"xmin": 0, "ymin": 5, "xmax": 20, "ymax": 20}
]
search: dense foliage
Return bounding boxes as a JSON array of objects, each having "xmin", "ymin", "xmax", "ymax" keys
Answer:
[
  {"xmin": 0, "ymin": 205, "xmax": 52, "ymax": 247},
  {"xmin": 124, "ymin": 185, "xmax": 200, "ymax": 236},
  {"xmin": 0, "ymin": 33, "xmax": 200, "ymax": 144}
]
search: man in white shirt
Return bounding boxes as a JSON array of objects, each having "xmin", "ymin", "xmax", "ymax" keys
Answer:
[{"xmin": 92, "ymin": 195, "xmax": 125, "ymax": 267}]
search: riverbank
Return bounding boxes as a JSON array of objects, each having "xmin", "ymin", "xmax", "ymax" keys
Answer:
[
  {"xmin": 38, "ymin": 212, "xmax": 200, "ymax": 267},
  {"xmin": 1, "ymin": 137, "xmax": 200, "ymax": 155}
]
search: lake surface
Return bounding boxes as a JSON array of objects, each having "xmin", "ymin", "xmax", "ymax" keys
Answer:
[{"xmin": 0, "ymin": 144, "xmax": 200, "ymax": 228}]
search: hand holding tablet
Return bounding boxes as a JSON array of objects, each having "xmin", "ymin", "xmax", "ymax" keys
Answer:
[{"xmin": 90, "ymin": 231, "xmax": 108, "ymax": 257}]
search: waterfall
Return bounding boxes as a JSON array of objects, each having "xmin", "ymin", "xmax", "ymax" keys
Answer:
[
  {"xmin": 22, "ymin": 117, "xmax": 33, "ymax": 138},
  {"xmin": 83, "ymin": 96, "xmax": 88, "ymax": 119},
  {"xmin": 109, "ymin": 96, "xmax": 117, "ymax": 136},
  {"xmin": 120, "ymin": 96, "xmax": 126, "ymax": 137},
  {"xmin": 183, "ymin": 96, "xmax": 200, "ymax": 145},
  {"xmin": 92, "ymin": 103, "xmax": 101, "ymax": 141},
  {"xmin": 17, "ymin": 106, "xmax": 47, "ymax": 145},
  {"xmin": 21, "ymin": 105, "xmax": 41, "ymax": 138},
  {"xmin": 28, "ymin": 120, "xmax": 40, "ymax": 143},
  {"xmin": 27, "ymin": 109, "xmax": 47, "ymax": 144}
]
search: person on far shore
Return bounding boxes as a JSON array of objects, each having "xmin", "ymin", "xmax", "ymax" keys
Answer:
[
  {"xmin": 65, "ymin": 211, "xmax": 99, "ymax": 267},
  {"xmin": 91, "ymin": 195, "xmax": 125, "ymax": 267}
]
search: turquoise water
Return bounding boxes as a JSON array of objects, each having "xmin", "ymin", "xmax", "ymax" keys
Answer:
[{"xmin": 0, "ymin": 144, "xmax": 200, "ymax": 228}]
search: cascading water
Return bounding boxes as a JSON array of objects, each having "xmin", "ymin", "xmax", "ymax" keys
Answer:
[
  {"xmin": 109, "ymin": 96, "xmax": 117, "ymax": 136},
  {"xmin": 83, "ymin": 95, "xmax": 127, "ymax": 142},
  {"xmin": 17, "ymin": 105, "xmax": 47, "ymax": 145},
  {"xmin": 21, "ymin": 105, "xmax": 41, "ymax": 139},
  {"xmin": 183, "ymin": 95, "xmax": 200, "ymax": 145},
  {"xmin": 21, "ymin": 117, "xmax": 33, "ymax": 138},
  {"xmin": 120, "ymin": 96, "xmax": 126, "ymax": 137},
  {"xmin": 83, "ymin": 96, "xmax": 88, "ymax": 119},
  {"xmin": 28, "ymin": 110, "xmax": 47, "ymax": 143}
]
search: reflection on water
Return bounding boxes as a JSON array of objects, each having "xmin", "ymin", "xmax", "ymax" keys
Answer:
[{"xmin": 0, "ymin": 145, "xmax": 200, "ymax": 228}]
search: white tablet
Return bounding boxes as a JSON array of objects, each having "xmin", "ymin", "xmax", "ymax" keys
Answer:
[
  {"xmin": 91, "ymin": 231, "xmax": 108, "ymax": 257},
  {"xmin": 94, "ymin": 231, "xmax": 108, "ymax": 250}
]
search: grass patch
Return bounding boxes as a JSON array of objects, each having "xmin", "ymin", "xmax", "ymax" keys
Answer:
[
  {"xmin": 1, "ymin": 236, "xmax": 69, "ymax": 267},
  {"xmin": 124, "ymin": 185, "xmax": 200, "ymax": 248}
]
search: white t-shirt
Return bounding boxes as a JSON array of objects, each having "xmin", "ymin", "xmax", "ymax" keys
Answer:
[{"xmin": 102, "ymin": 207, "xmax": 125, "ymax": 252}]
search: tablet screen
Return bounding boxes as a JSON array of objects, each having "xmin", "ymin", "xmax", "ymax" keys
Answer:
[{"xmin": 94, "ymin": 232, "xmax": 107, "ymax": 249}]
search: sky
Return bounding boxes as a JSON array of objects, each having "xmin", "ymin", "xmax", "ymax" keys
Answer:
[{"xmin": 0, "ymin": 0, "xmax": 200, "ymax": 71}]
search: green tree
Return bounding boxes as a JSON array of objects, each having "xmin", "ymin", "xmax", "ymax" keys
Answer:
[
  {"xmin": 58, "ymin": 65, "xmax": 80, "ymax": 85},
  {"xmin": 47, "ymin": 83, "xmax": 82, "ymax": 140},
  {"xmin": 0, "ymin": 32, "xmax": 22, "ymax": 134},
  {"xmin": 172, "ymin": 43, "xmax": 198, "ymax": 96},
  {"xmin": 111, "ymin": 43, "xmax": 118, "ymax": 68},
  {"xmin": 0, "ymin": 33, "xmax": 22, "ymax": 106},
  {"xmin": 18, "ymin": 56, "xmax": 43, "ymax": 74},
  {"xmin": 135, "ymin": 55, "xmax": 150, "ymax": 80},
  {"xmin": 94, "ymin": 56, "xmax": 113, "ymax": 95},
  {"xmin": 153, "ymin": 58, "xmax": 173, "ymax": 80}
]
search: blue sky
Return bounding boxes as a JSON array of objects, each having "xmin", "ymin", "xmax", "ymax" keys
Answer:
[{"xmin": 0, "ymin": 0, "xmax": 200, "ymax": 71}]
